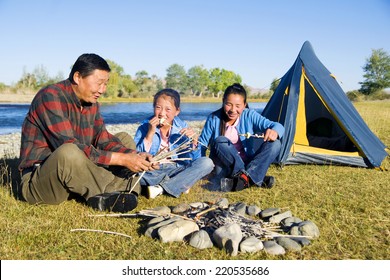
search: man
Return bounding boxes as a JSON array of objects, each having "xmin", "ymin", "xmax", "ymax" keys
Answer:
[{"xmin": 18, "ymin": 53, "xmax": 156, "ymax": 212}]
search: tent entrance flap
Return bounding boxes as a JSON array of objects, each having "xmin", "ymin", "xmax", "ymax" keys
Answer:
[
  {"xmin": 291, "ymin": 68, "xmax": 357, "ymax": 153},
  {"xmin": 293, "ymin": 67, "xmax": 309, "ymax": 146}
]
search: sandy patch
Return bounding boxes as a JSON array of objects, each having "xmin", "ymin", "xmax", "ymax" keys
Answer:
[{"xmin": 0, "ymin": 93, "xmax": 34, "ymax": 103}]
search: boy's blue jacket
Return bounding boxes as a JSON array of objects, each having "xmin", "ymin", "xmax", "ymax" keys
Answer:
[
  {"xmin": 134, "ymin": 116, "xmax": 201, "ymax": 165},
  {"xmin": 198, "ymin": 108, "xmax": 285, "ymax": 157}
]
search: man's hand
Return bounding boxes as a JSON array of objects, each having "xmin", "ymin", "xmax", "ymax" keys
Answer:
[{"xmin": 109, "ymin": 151, "xmax": 159, "ymax": 172}]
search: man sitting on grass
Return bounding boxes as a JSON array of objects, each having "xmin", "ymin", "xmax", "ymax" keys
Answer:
[{"xmin": 18, "ymin": 53, "xmax": 157, "ymax": 212}]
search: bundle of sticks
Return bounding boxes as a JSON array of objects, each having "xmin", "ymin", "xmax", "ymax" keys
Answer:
[{"xmin": 129, "ymin": 118, "xmax": 207, "ymax": 193}]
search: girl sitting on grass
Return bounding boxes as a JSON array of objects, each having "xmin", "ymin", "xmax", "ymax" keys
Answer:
[
  {"xmin": 134, "ymin": 88, "xmax": 214, "ymax": 198},
  {"xmin": 198, "ymin": 83, "xmax": 284, "ymax": 191}
]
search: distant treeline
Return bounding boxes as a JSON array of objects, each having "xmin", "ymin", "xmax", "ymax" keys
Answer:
[
  {"xmin": 0, "ymin": 60, "xmax": 274, "ymax": 99},
  {"xmin": 1, "ymin": 48, "xmax": 389, "ymax": 101}
]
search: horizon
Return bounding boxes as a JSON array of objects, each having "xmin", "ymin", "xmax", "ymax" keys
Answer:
[{"xmin": 0, "ymin": 0, "xmax": 389, "ymax": 92}]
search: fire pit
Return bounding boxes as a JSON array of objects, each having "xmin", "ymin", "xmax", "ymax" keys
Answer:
[{"xmin": 138, "ymin": 198, "xmax": 320, "ymax": 256}]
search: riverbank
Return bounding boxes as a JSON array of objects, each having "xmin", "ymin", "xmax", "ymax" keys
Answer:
[
  {"xmin": 0, "ymin": 92, "xmax": 267, "ymax": 104},
  {"xmin": 0, "ymin": 93, "xmax": 35, "ymax": 103},
  {"xmin": 0, "ymin": 121, "xmax": 206, "ymax": 159}
]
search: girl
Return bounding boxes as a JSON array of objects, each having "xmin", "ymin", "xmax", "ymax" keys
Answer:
[
  {"xmin": 134, "ymin": 88, "xmax": 214, "ymax": 198},
  {"xmin": 198, "ymin": 83, "xmax": 284, "ymax": 191}
]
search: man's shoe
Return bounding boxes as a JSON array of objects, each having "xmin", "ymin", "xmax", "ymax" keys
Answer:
[
  {"xmin": 261, "ymin": 176, "xmax": 275, "ymax": 189},
  {"xmin": 87, "ymin": 192, "xmax": 138, "ymax": 213},
  {"xmin": 146, "ymin": 185, "xmax": 164, "ymax": 199}
]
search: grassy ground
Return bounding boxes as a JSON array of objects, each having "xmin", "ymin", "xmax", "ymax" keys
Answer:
[{"xmin": 0, "ymin": 101, "xmax": 389, "ymax": 260}]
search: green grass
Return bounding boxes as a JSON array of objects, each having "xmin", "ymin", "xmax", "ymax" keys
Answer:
[{"xmin": 0, "ymin": 101, "xmax": 389, "ymax": 260}]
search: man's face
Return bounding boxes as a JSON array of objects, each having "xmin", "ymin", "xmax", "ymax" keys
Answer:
[{"xmin": 73, "ymin": 69, "xmax": 109, "ymax": 104}]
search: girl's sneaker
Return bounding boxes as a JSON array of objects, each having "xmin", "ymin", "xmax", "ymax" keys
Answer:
[{"xmin": 147, "ymin": 185, "xmax": 164, "ymax": 199}]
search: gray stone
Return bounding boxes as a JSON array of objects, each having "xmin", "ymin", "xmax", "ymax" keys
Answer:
[
  {"xmin": 289, "ymin": 226, "xmax": 300, "ymax": 236},
  {"xmin": 269, "ymin": 210, "xmax": 292, "ymax": 224},
  {"xmin": 147, "ymin": 216, "xmax": 166, "ymax": 227},
  {"xmin": 172, "ymin": 203, "xmax": 191, "ymax": 214},
  {"xmin": 291, "ymin": 237, "xmax": 311, "ymax": 246},
  {"xmin": 298, "ymin": 220, "xmax": 320, "ymax": 239},
  {"xmin": 145, "ymin": 217, "xmax": 182, "ymax": 238},
  {"xmin": 213, "ymin": 223, "xmax": 243, "ymax": 256},
  {"xmin": 189, "ymin": 202, "xmax": 209, "ymax": 210},
  {"xmin": 230, "ymin": 202, "xmax": 247, "ymax": 216},
  {"xmin": 214, "ymin": 198, "xmax": 229, "ymax": 209},
  {"xmin": 240, "ymin": 236, "xmax": 264, "ymax": 253},
  {"xmin": 259, "ymin": 207, "xmax": 280, "ymax": 218},
  {"xmin": 289, "ymin": 220, "xmax": 320, "ymax": 239},
  {"xmin": 275, "ymin": 237, "xmax": 302, "ymax": 252},
  {"xmin": 281, "ymin": 217, "xmax": 302, "ymax": 229},
  {"xmin": 188, "ymin": 230, "xmax": 213, "ymax": 249},
  {"xmin": 149, "ymin": 206, "xmax": 171, "ymax": 215},
  {"xmin": 263, "ymin": 240, "xmax": 286, "ymax": 255},
  {"xmin": 246, "ymin": 205, "xmax": 261, "ymax": 217},
  {"xmin": 158, "ymin": 220, "xmax": 199, "ymax": 243}
]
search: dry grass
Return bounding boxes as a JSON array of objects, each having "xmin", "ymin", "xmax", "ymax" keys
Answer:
[{"xmin": 0, "ymin": 100, "xmax": 389, "ymax": 260}]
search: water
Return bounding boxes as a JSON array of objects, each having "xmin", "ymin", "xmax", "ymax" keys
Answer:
[
  {"xmin": 0, "ymin": 102, "xmax": 266, "ymax": 135},
  {"xmin": 0, "ymin": 104, "xmax": 31, "ymax": 135}
]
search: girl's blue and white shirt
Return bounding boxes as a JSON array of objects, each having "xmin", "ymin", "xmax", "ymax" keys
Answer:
[
  {"xmin": 198, "ymin": 108, "xmax": 285, "ymax": 158},
  {"xmin": 134, "ymin": 116, "xmax": 201, "ymax": 166}
]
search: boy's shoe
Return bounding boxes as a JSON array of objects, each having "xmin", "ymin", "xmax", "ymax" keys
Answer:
[
  {"xmin": 146, "ymin": 185, "xmax": 164, "ymax": 199},
  {"xmin": 87, "ymin": 192, "xmax": 138, "ymax": 213},
  {"xmin": 261, "ymin": 176, "xmax": 275, "ymax": 189},
  {"xmin": 232, "ymin": 172, "xmax": 250, "ymax": 192}
]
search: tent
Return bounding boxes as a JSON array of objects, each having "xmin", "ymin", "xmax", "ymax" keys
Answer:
[{"xmin": 261, "ymin": 41, "xmax": 388, "ymax": 168}]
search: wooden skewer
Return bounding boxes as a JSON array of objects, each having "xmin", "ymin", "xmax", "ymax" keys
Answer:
[
  {"xmin": 194, "ymin": 206, "xmax": 218, "ymax": 220},
  {"xmin": 161, "ymin": 119, "xmax": 209, "ymax": 149},
  {"xmin": 239, "ymin": 133, "xmax": 264, "ymax": 139},
  {"xmin": 70, "ymin": 228, "xmax": 132, "ymax": 239}
]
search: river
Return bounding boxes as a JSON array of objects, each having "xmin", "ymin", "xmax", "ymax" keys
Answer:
[{"xmin": 0, "ymin": 102, "xmax": 266, "ymax": 135}]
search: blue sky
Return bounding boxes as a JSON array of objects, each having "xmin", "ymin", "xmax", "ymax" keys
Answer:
[{"xmin": 0, "ymin": 0, "xmax": 389, "ymax": 92}]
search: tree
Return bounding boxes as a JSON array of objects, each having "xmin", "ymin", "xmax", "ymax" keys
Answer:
[
  {"xmin": 106, "ymin": 60, "xmax": 137, "ymax": 98},
  {"xmin": 187, "ymin": 65, "xmax": 209, "ymax": 96},
  {"xmin": 16, "ymin": 68, "xmax": 38, "ymax": 89},
  {"xmin": 165, "ymin": 64, "xmax": 187, "ymax": 93},
  {"xmin": 33, "ymin": 65, "xmax": 50, "ymax": 88},
  {"xmin": 134, "ymin": 70, "xmax": 159, "ymax": 97},
  {"xmin": 208, "ymin": 68, "xmax": 242, "ymax": 98},
  {"xmin": 270, "ymin": 77, "xmax": 280, "ymax": 93},
  {"xmin": 14, "ymin": 66, "xmax": 64, "ymax": 91},
  {"xmin": 359, "ymin": 48, "xmax": 390, "ymax": 95},
  {"xmin": 106, "ymin": 71, "xmax": 120, "ymax": 97},
  {"xmin": 121, "ymin": 75, "xmax": 138, "ymax": 94},
  {"xmin": 135, "ymin": 70, "xmax": 148, "ymax": 78},
  {"xmin": 151, "ymin": 74, "xmax": 164, "ymax": 92},
  {"xmin": 0, "ymin": 82, "xmax": 7, "ymax": 92},
  {"xmin": 106, "ymin": 60, "xmax": 124, "ymax": 76}
]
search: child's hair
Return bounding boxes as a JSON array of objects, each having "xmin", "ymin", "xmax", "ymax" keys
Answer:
[
  {"xmin": 153, "ymin": 88, "xmax": 180, "ymax": 109},
  {"xmin": 222, "ymin": 83, "xmax": 247, "ymax": 105}
]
